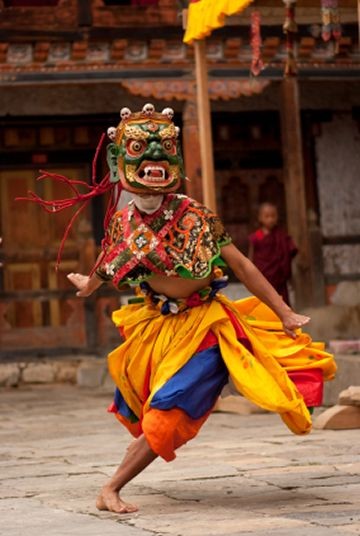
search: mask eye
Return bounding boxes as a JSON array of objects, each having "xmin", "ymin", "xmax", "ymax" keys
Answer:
[
  {"xmin": 127, "ymin": 139, "xmax": 146, "ymax": 157},
  {"xmin": 162, "ymin": 139, "xmax": 176, "ymax": 154}
]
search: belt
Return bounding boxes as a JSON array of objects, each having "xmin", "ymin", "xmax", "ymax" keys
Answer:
[{"xmin": 128, "ymin": 268, "xmax": 229, "ymax": 315}]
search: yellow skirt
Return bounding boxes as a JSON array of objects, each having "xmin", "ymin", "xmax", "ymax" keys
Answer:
[{"xmin": 108, "ymin": 295, "xmax": 336, "ymax": 459}]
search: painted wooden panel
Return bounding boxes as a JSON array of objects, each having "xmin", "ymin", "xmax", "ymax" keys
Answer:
[
  {"xmin": 0, "ymin": 169, "xmax": 40, "ymax": 252},
  {"xmin": 48, "ymin": 260, "xmax": 78, "ymax": 327},
  {"xmin": 315, "ymin": 114, "xmax": 360, "ymax": 280},
  {"xmin": 0, "ymin": 165, "xmax": 91, "ymax": 352},
  {"xmin": 3, "ymin": 263, "xmax": 42, "ymax": 328},
  {"xmin": 316, "ymin": 114, "xmax": 360, "ymax": 238}
]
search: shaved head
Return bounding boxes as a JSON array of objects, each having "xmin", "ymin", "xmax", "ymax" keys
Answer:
[
  {"xmin": 258, "ymin": 202, "xmax": 278, "ymax": 214},
  {"xmin": 258, "ymin": 202, "xmax": 278, "ymax": 230}
]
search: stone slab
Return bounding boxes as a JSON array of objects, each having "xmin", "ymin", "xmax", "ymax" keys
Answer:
[
  {"xmin": 1, "ymin": 385, "xmax": 360, "ymax": 536},
  {"xmin": 323, "ymin": 355, "xmax": 360, "ymax": 406},
  {"xmin": 0, "ymin": 499, "xmax": 149, "ymax": 536},
  {"xmin": 0, "ymin": 363, "xmax": 20, "ymax": 387},
  {"xmin": 314, "ymin": 404, "xmax": 360, "ymax": 430}
]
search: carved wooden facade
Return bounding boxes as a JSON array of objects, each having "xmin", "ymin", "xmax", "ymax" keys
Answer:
[{"xmin": 0, "ymin": 0, "xmax": 359, "ymax": 356}]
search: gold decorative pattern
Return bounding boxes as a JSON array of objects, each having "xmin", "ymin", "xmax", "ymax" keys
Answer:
[
  {"xmin": 123, "ymin": 125, "xmax": 150, "ymax": 140},
  {"xmin": 123, "ymin": 164, "xmax": 137, "ymax": 182},
  {"xmin": 158, "ymin": 124, "xmax": 177, "ymax": 139}
]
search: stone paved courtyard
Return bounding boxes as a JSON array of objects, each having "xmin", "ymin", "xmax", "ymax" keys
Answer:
[{"xmin": 0, "ymin": 384, "xmax": 359, "ymax": 536}]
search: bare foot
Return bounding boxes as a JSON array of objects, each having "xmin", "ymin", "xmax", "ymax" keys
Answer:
[{"xmin": 96, "ymin": 486, "xmax": 138, "ymax": 514}]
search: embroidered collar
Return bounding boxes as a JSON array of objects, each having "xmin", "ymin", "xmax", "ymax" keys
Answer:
[{"xmin": 104, "ymin": 195, "xmax": 190, "ymax": 286}]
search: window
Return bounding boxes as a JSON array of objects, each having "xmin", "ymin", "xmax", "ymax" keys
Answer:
[
  {"xmin": 103, "ymin": 0, "xmax": 159, "ymax": 6},
  {"xmin": 4, "ymin": 0, "xmax": 59, "ymax": 6}
]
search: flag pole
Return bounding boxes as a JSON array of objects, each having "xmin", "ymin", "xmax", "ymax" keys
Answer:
[{"xmin": 193, "ymin": 38, "xmax": 217, "ymax": 212}]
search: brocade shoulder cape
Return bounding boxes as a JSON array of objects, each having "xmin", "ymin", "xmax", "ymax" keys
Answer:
[{"xmin": 96, "ymin": 194, "xmax": 232, "ymax": 288}]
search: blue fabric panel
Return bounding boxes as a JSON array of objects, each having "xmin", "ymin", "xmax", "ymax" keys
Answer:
[
  {"xmin": 114, "ymin": 387, "xmax": 139, "ymax": 423},
  {"xmin": 150, "ymin": 345, "xmax": 229, "ymax": 419}
]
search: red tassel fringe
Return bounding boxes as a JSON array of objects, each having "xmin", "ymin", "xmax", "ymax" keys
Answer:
[{"xmin": 16, "ymin": 133, "xmax": 121, "ymax": 273}]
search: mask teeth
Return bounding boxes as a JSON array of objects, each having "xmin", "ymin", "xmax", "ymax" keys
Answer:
[{"xmin": 144, "ymin": 166, "xmax": 166, "ymax": 180}]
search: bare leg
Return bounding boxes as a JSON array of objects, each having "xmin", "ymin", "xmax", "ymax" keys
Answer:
[{"xmin": 96, "ymin": 434, "xmax": 157, "ymax": 513}]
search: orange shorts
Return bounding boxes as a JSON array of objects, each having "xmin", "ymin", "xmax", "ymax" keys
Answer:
[{"xmin": 114, "ymin": 406, "xmax": 212, "ymax": 462}]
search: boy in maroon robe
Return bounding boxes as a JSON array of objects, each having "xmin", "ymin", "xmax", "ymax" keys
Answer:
[{"xmin": 249, "ymin": 203, "xmax": 297, "ymax": 305}]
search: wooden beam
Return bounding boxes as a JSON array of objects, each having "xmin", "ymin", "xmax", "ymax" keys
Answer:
[
  {"xmin": 280, "ymin": 77, "xmax": 314, "ymax": 309},
  {"xmin": 182, "ymin": 6, "xmax": 358, "ymax": 27},
  {"xmin": 194, "ymin": 39, "xmax": 217, "ymax": 211},
  {"xmin": 182, "ymin": 99, "xmax": 204, "ymax": 203}
]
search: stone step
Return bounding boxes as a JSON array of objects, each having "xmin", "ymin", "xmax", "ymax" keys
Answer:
[
  {"xmin": 323, "ymin": 354, "xmax": 360, "ymax": 406},
  {"xmin": 214, "ymin": 395, "xmax": 267, "ymax": 415},
  {"xmin": 314, "ymin": 404, "xmax": 360, "ymax": 430},
  {"xmin": 338, "ymin": 385, "xmax": 360, "ymax": 406},
  {"xmin": 0, "ymin": 356, "xmax": 101, "ymax": 388}
]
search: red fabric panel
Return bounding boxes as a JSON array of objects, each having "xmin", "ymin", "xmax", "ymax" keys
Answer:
[{"xmin": 288, "ymin": 368, "xmax": 324, "ymax": 407}]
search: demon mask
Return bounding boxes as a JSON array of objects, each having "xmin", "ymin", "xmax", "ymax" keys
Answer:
[{"xmin": 107, "ymin": 104, "xmax": 185, "ymax": 194}]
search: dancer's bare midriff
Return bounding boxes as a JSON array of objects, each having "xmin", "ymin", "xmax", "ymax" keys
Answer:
[{"xmin": 147, "ymin": 273, "xmax": 213, "ymax": 299}]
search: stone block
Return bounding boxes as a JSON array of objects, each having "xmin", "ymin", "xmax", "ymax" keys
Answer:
[
  {"xmin": 330, "ymin": 281, "xmax": 360, "ymax": 307},
  {"xmin": 301, "ymin": 304, "xmax": 360, "ymax": 342},
  {"xmin": 338, "ymin": 385, "xmax": 360, "ymax": 406},
  {"xmin": 222, "ymin": 283, "xmax": 251, "ymax": 302},
  {"xmin": 101, "ymin": 371, "xmax": 115, "ymax": 394},
  {"xmin": 323, "ymin": 355, "xmax": 360, "ymax": 406},
  {"xmin": 76, "ymin": 360, "xmax": 107, "ymax": 388},
  {"xmin": 314, "ymin": 404, "xmax": 360, "ymax": 430},
  {"xmin": 22, "ymin": 363, "xmax": 56, "ymax": 384},
  {"xmin": 0, "ymin": 364, "xmax": 20, "ymax": 387},
  {"xmin": 214, "ymin": 395, "xmax": 267, "ymax": 415},
  {"xmin": 55, "ymin": 363, "xmax": 78, "ymax": 384},
  {"xmin": 329, "ymin": 339, "xmax": 360, "ymax": 354}
]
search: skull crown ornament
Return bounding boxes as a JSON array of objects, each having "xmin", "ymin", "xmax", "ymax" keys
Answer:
[{"xmin": 107, "ymin": 104, "xmax": 184, "ymax": 193}]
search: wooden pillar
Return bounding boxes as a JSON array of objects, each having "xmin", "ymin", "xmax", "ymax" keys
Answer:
[
  {"xmin": 280, "ymin": 77, "xmax": 313, "ymax": 309},
  {"xmin": 302, "ymin": 114, "xmax": 326, "ymax": 306},
  {"xmin": 182, "ymin": 99, "xmax": 203, "ymax": 202},
  {"xmin": 194, "ymin": 39, "xmax": 217, "ymax": 212},
  {"xmin": 358, "ymin": 0, "xmax": 360, "ymax": 52},
  {"xmin": 77, "ymin": 0, "xmax": 93, "ymax": 26}
]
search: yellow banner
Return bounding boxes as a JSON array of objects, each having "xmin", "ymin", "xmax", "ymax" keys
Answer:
[{"xmin": 184, "ymin": 0, "xmax": 254, "ymax": 44}]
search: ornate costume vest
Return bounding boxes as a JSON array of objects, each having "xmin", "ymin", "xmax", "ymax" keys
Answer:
[{"xmin": 96, "ymin": 194, "xmax": 231, "ymax": 288}]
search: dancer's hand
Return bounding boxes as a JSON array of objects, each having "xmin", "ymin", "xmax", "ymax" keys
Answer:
[
  {"xmin": 281, "ymin": 310, "xmax": 310, "ymax": 339},
  {"xmin": 67, "ymin": 273, "xmax": 94, "ymax": 297}
]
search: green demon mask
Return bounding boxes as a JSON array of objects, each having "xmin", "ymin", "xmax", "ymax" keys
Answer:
[{"xmin": 106, "ymin": 104, "xmax": 185, "ymax": 194}]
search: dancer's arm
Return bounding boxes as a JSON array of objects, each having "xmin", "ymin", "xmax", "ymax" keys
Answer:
[
  {"xmin": 67, "ymin": 245, "xmax": 110, "ymax": 297},
  {"xmin": 67, "ymin": 272, "xmax": 103, "ymax": 297},
  {"xmin": 221, "ymin": 243, "xmax": 309, "ymax": 338}
]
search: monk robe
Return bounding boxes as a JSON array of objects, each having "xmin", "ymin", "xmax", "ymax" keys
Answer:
[{"xmin": 249, "ymin": 226, "xmax": 297, "ymax": 304}]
